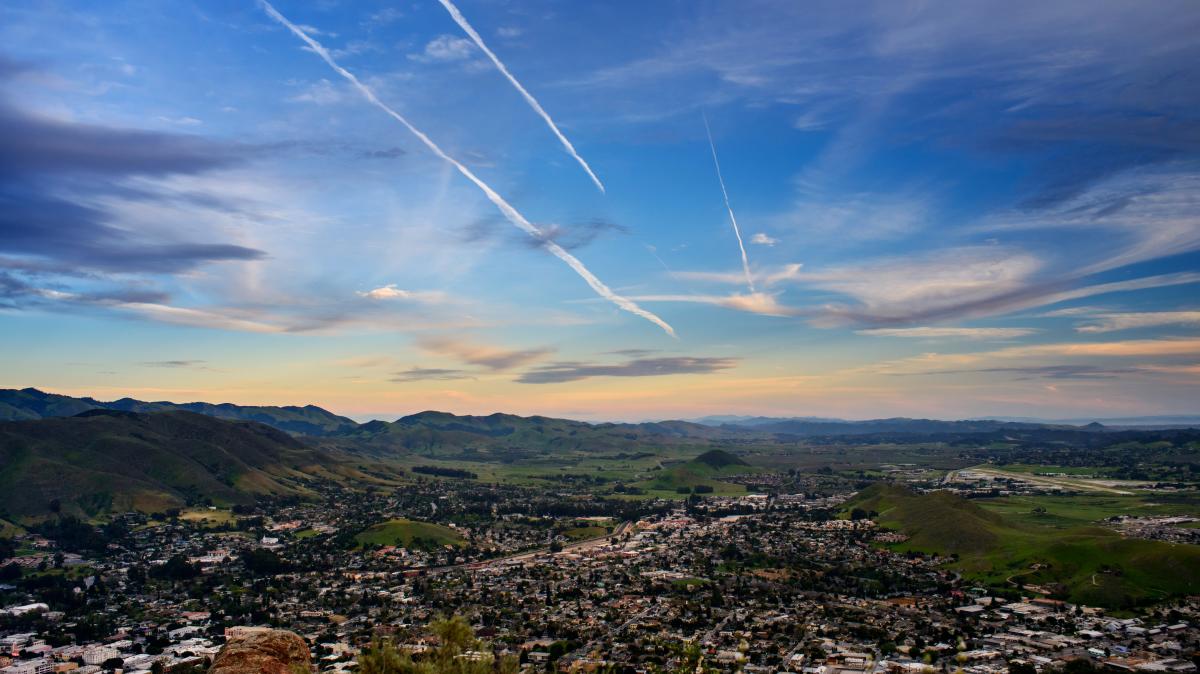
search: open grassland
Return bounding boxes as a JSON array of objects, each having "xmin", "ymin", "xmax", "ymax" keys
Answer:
[
  {"xmin": 354, "ymin": 518, "xmax": 466, "ymax": 549},
  {"xmin": 848, "ymin": 484, "xmax": 1200, "ymax": 608}
]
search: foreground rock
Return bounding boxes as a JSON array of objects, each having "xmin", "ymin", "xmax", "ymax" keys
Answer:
[{"xmin": 209, "ymin": 630, "xmax": 312, "ymax": 674}]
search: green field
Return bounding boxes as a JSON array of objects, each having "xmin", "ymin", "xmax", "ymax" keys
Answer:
[
  {"xmin": 562, "ymin": 525, "xmax": 608, "ymax": 540},
  {"xmin": 975, "ymin": 493, "xmax": 1200, "ymax": 528},
  {"xmin": 848, "ymin": 484, "xmax": 1200, "ymax": 608},
  {"xmin": 354, "ymin": 518, "xmax": 466, "ymax": 549},
  {"xmin": 179, "ymin": 508, "xmax": 237, "ymax": 527}
]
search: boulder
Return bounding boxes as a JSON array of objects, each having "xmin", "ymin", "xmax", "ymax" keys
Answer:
[{"xmin": 210, "ymin": 629, "xmax": 312, "ymax": 674}]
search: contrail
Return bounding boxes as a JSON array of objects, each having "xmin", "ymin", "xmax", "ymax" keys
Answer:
[
  {"xmin": 703, "ymin": 113, "xmax": 755, "ymax": 293},
  {"xmin": 258, "ymin": 0, "xmax": 674, "ymax": 337},
  {"xmin": 434, "ymin": 0, "xmax": 605, "ymax": 193}
]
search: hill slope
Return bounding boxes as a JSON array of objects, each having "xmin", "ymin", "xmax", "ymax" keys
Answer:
[
  {"xmin": 847, "ymin": 484, "xmax": 1200, "ymax": 607},
  {"xmin": 0, "ymin": 410, "xmax": 342, "ymax": 518}
]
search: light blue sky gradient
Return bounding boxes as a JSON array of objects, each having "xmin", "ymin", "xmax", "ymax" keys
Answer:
[{"xmin": 1, "ymin": 0, "xmax": 1197, "ymax": 420}]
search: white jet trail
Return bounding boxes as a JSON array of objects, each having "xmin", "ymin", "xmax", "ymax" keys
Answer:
[
  {"xmin": 258, "ymin": 0, "xmax": 674, "ymax": 337},
  {"xmin": 703, "ymin": 113, "xmax": 755, "ymax": 293},
  {"xmin": 435, "ymin": 0, "xmax": 605, "ymax": 193}
]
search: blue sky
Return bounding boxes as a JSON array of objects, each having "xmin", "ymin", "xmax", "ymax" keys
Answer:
[{"xmin": 1, "ymin": 0, "xmax": 1198, "ymax": 421}]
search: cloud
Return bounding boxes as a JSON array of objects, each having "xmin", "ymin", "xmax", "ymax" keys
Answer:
[
  {"xmin": 391, "ymin": 367, "xmax": 474, "ymax": 382},
  {"xmin": 258, "ymin": 1, "xmax": 676, "ymax": 336},
  {"xmin": 521, "ymin": 219, "xmax": 630, "ymax": 251},
  {"xmin": 631, "ymin": 292, "xmax": 803, "ymax": 317},
  {"xmin": 517, "ymin": 356, "xmax": 738, "ymax": 384},
  {"xmin": 673, "ymin": 263, "xmax": 802, "ymax": 288},
  {"xmin": 751, "ymin": 233, "xmax": 778, "ymax": 246},
  {"xmin": 417, "ymin": 336, "xmax": 553, "ymax": 370},
  {"xmin": 356, "ymin": 285, "xmax": 447, "ymax": 303},
  {"xmin": 140, "ymin": 360, "xmax": 209, "ymax": 369},
  {"xmin": 0, "ymin": 192, "xmax": 265, "ymax": 274},
  {"xmin": 363, "ymin": 8, "xmax": 403, "ymax": 28},
  {"xmin": 857, "ymin": 327, "xmax": 1037, "ymax": 339},
  {"xmin": 409, "ymin": 35, "xmax": 475, "ymax": 63},
  {"xmin": 359, "ymin": 146, "xmax": 406, "ymax": 159},
  {"xmin": 0, "ymin": 101, "xmax": 243, "ymax": 178},
  {"xmin": 287, "ymin": 79, "xmax": 344, "ymax": 105},
  {"xmin": 1075, "ymin": 311, "xmax": 1200, "ymax": 334},
  {"xmin": 905, "ymin": 364, "xmax": 1143, "ymax": 381},
  {"xmin": 156, "ymin": 116, "xmax": 203, "ymax": 127}
]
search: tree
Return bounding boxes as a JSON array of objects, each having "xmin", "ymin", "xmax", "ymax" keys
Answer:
[{"xmin": 358, "ymin": 616, "xmax": 518, "ymax": 674}]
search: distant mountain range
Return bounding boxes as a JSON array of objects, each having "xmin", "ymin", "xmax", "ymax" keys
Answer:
[
  {"xmin": 0, "ymin": 387, "xmax": 358, "ymax": 436},
  {"xmin": 5, "ymin": 388, "xmax": 1197, "ymax": 444},
  {"xmin": 690, "ymin": 413, "xmax": 1200, "ymax": 430}
]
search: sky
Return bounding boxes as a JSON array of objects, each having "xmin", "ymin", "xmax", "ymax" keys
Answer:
[{"xmin": 1, "ymin": 0, "xmax": 1198, "ymax": 422}]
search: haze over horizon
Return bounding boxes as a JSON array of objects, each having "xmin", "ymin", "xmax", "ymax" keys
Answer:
[{"xmin": 2, "ymin": 0, "xmax": 1199, "ymax": 421}]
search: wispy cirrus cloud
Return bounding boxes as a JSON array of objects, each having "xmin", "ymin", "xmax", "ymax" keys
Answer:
[
  {"xmin": 857, "ymin": 327, "xmax": 1037, "ymax": 339},
  {"xmin": 1075, "ymin": 311, "xmax": 1200, "ymax": 334},
  {"xmin": 518, "ymin": 356, "xmax": 737, "ymax": 384}
]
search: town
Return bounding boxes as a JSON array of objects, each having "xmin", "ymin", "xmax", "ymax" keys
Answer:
[{"xmin": 2, "ymin": 478, "xmax": 1197, "ymax": 674}]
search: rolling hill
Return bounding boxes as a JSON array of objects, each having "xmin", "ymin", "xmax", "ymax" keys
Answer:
[
  {"xmin": 0, "ymin": 388, "xmax": 358, "ymax": 436},
  {"xmin": 847, "ymin": 484, "xmax": 1200, "ymax": 607},
  {"xmin": 326, "ymin": 410, "xmax": 730, "ymax": 459},
  {"xmin": 0, "ymin": 410, "xmax": 356, "ymax": 519}
]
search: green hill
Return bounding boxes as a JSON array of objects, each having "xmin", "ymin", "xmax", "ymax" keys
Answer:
[
  {"xmin": 693, "ymin": 449, "xmax": 749, "ymax": 469},
  {"xmin": 354, "ymin": 518, "xmax": 466, "ymax": 550},
  {"xmin": 636, "ymin": 450, "xmax": 752, "ymax": 496},
  {"xmin": 0, "ymin": 410, "xmax": 348, "ymax": 519},
  {"xmin": 846, "ymin": 484, "xmax": 1200, "ymax": 608}
]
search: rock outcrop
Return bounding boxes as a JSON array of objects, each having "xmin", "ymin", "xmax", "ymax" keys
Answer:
[{"xmin": 209, "ymin": 629, "xmax": 312, "ymax": 674}]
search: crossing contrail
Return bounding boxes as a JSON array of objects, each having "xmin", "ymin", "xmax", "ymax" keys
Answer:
[
  {"xmin": 703, "ymin": 113, "xmax": 755, "ymax": 293},
  {"xmin": 258, "ymin": 0, "xmax": 674, "ymax": 337},
  {"xmin": 435, "ymin": 0, "xmax": 606, "ymax": 193}
]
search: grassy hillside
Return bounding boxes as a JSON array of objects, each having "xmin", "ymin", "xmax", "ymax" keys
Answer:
[
  {"xmin": 0, "ymin": 410, "xmax": 343, "ymax": 519},
  {"xmin": 354, "ymin": 518, "xmax": 466, "ymax": 549},
  {"xmin": 693, "ymin": 449, "xmax": 749, "ymax": 469},
  {"xmin": 847, "ymin": 484, "xmax": 1200, "ymax": 608}
]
